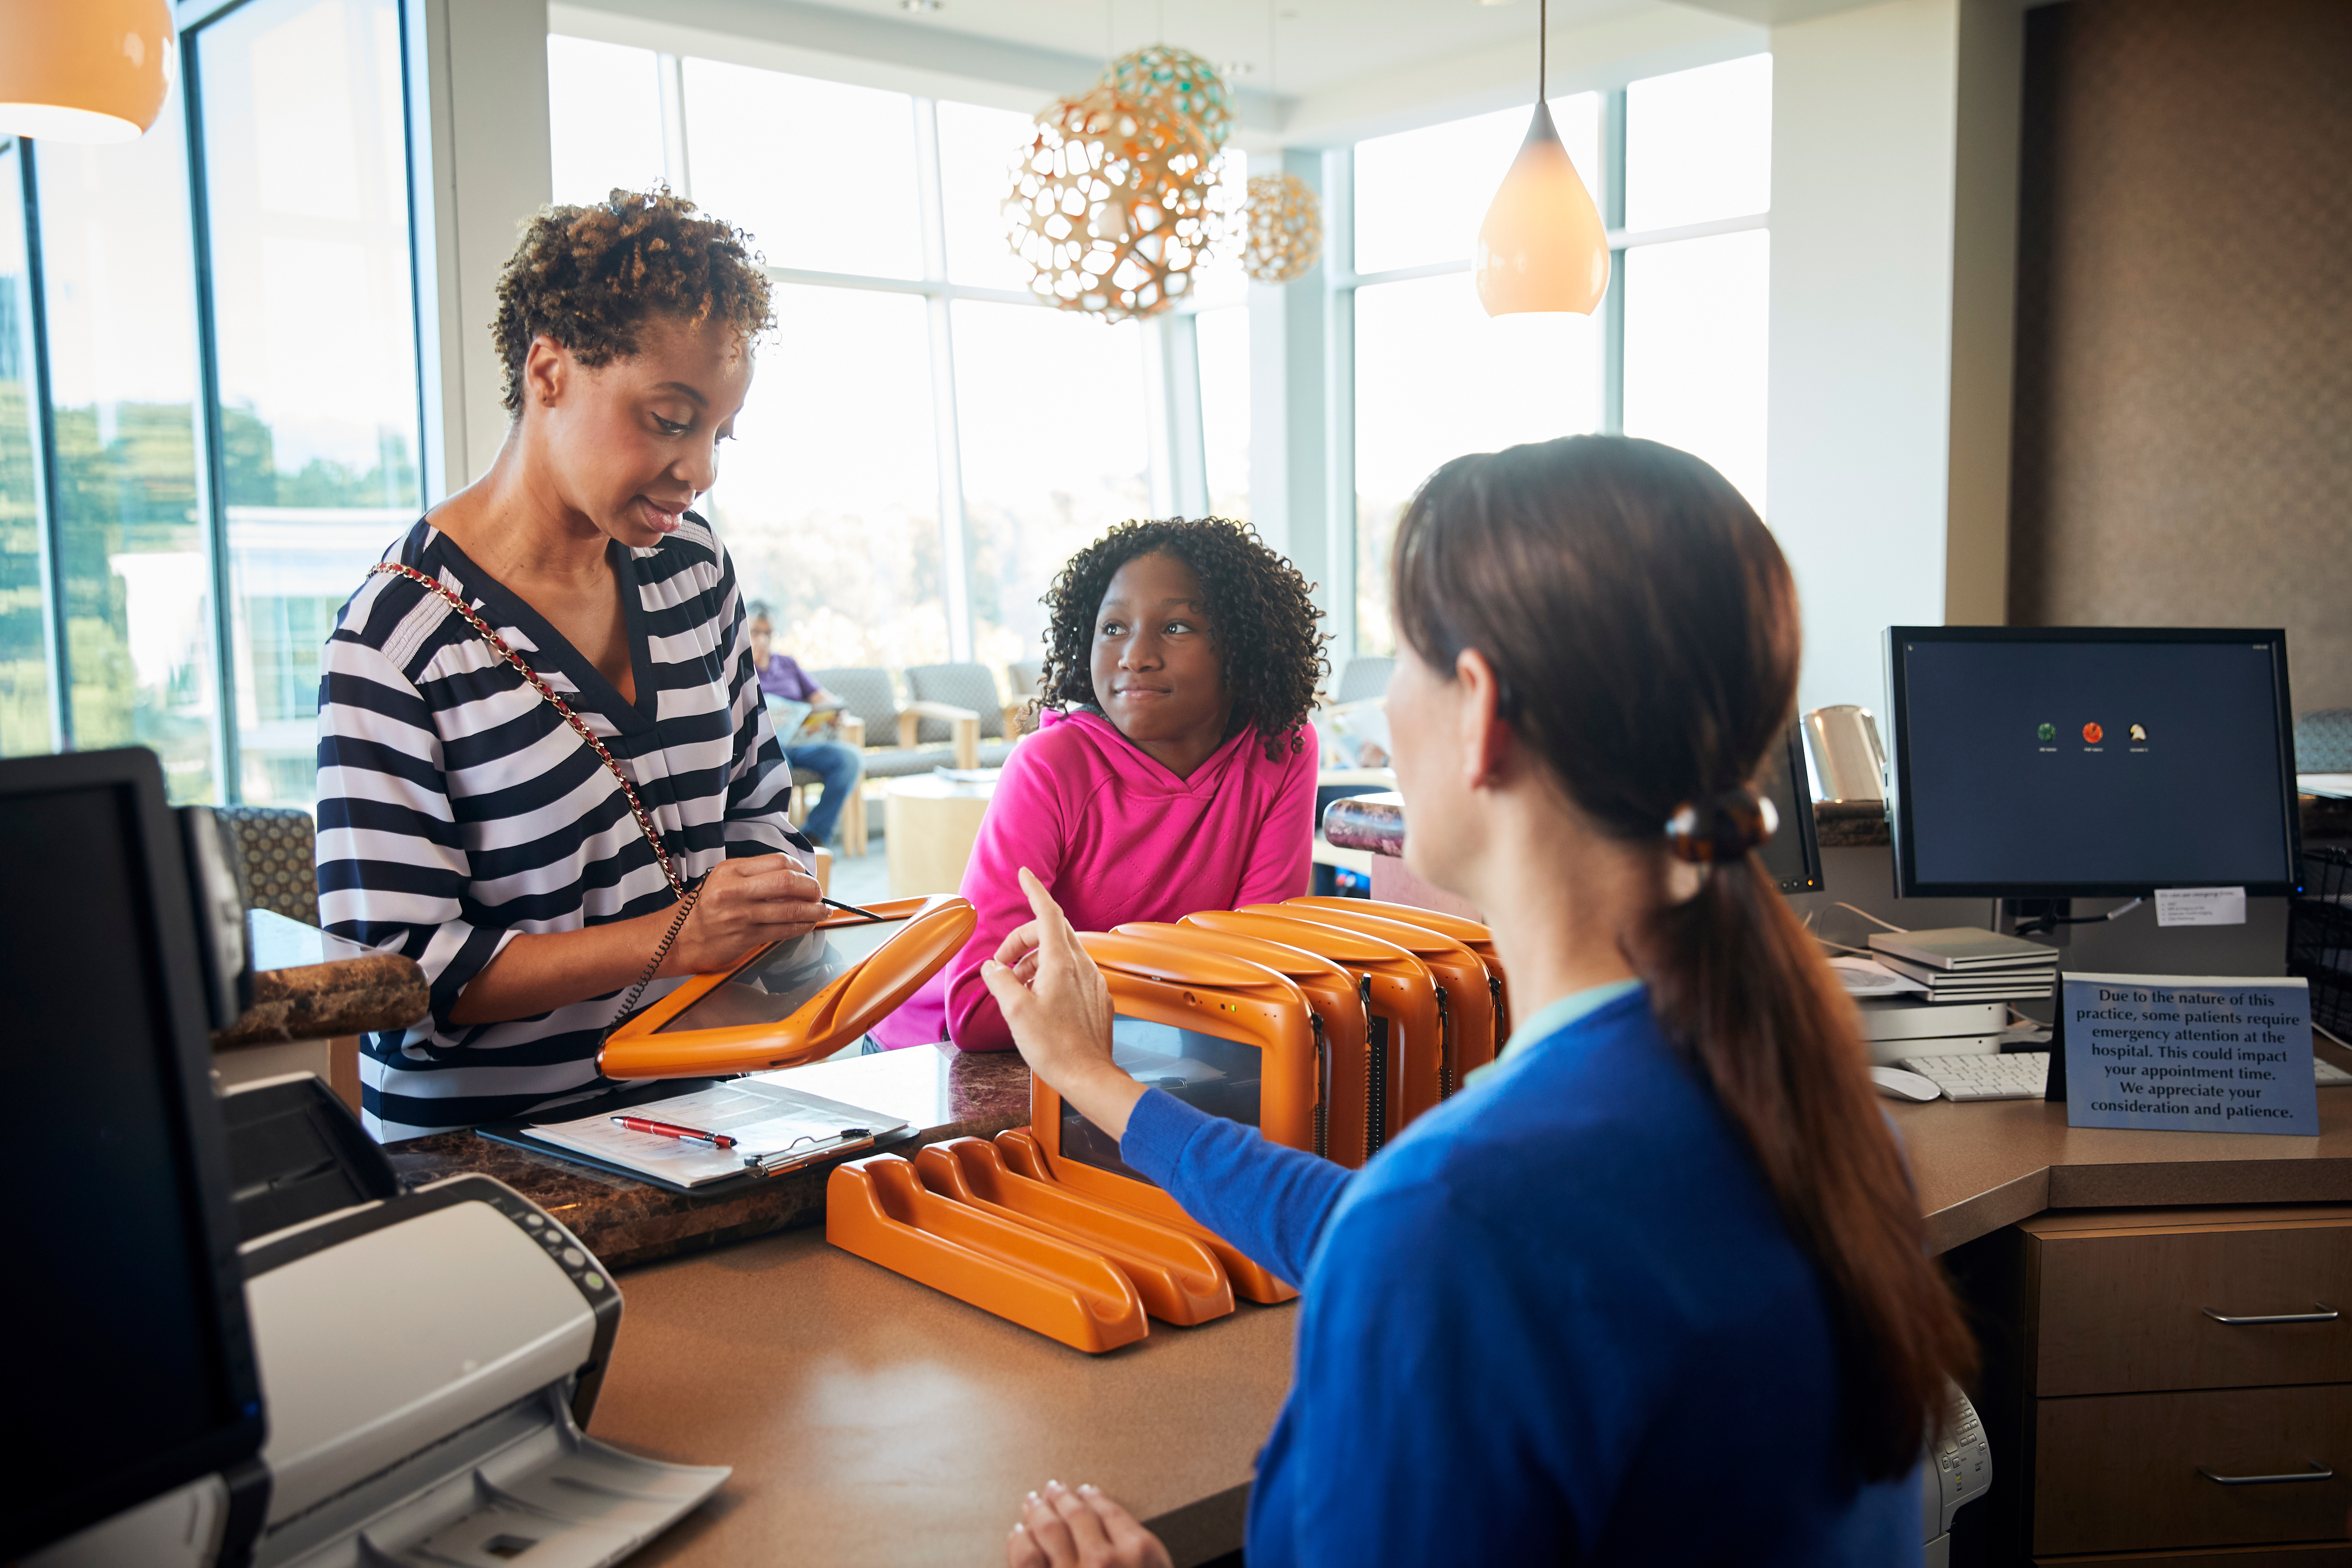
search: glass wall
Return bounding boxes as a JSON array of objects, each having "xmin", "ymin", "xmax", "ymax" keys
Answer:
[
  {"xmin": 195, "ymin": 0, "xmax": 423, "ymax": 805},
  {"xmin": 1347, "ymin": 59, "xmax": 1771, "ymax": 653},
  {"xmin": 35, "ymin": 102, "xmax": 220, "ymax": 800},
  {"xmin": 0, "ymin": 142, "xmax": 49, "ymax": 758}
]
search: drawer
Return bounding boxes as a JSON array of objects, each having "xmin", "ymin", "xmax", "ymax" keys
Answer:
[
  {"xmin": 2034, "ymin": 1385, "xmax": 2352, "ymax": 1556},
  {"xmin": 2036, "ymin": 1547, "xmax": 2352, "ymax": 1565},
  {"xmin": 2033, "ymin": 1218, "xmax": 2352, "ymax": 1396}
]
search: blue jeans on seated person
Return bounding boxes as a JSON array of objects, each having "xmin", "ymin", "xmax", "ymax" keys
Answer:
[{"xmin": 786, "ymin": 739, "xmax": 864, "ymax": 848}]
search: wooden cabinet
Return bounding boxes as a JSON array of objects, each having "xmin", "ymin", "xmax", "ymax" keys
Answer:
[{"xmin": 1953, "ymin": 1204, "xmax": 2352, "ymax": 1566}]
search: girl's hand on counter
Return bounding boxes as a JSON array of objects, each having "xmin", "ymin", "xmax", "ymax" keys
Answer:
[
  {"xmin": 1006, "ymin": 1481, "xmax": 1171, "ymax": 1568},
  {"xmin": 980, "ymin": 868, "xmax": 1145, "ymax": 1141},
  {"xmin": 663, "ymin": 853, "xmax": 827, "ymax": 976}
]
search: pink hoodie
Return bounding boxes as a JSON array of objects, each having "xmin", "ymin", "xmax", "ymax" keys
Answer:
[{"xmin": 873, "ymin": 707, "xmax": 1318, "ymax": 1051}]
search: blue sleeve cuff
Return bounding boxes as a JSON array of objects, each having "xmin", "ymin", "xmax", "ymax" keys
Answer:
[{"xmin": 1121, "ymin": 1086, "xmax": 1211, "ymax": 1184}]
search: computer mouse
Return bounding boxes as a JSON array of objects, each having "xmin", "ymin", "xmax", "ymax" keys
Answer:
[{"xmin": 1869, "ymin": 1066, "xmax": 1944, "ymax": 1103}]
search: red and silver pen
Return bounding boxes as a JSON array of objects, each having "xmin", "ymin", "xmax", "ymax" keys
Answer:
[{"xmin": 611, "ymin": 1114, "xmax": 737, "ymax": 1148}]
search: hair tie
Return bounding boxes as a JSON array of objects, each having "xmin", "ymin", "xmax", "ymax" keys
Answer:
[{"xmin": 1664, "ymin": 787, "xmax": 1779, "ymax": 864}]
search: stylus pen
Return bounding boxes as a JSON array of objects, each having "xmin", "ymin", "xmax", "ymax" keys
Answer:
[
  {"xmin": 612, "ymin": 1115, "xmax": 738, "ymax": 1148},
  {"xmin": 822, "ymin": 897, "xmax": 884, "ymax": 920}
]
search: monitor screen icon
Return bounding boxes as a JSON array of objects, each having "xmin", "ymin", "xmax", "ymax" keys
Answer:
[
  {"xmin": 2129, "ymin": 723, "xmax": 2148, "ymax": 743},
  {"xmin": 2083, "ymin": 722, "xmax": 2104, "ymax": 744},
  {"xmin": 2037, "ymin": 722, "xmax": 2056, "ymax": 743}
]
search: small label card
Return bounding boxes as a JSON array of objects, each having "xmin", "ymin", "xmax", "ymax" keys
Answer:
[
  {"xmin": 2061, "ymin": 973, "xmax": 2317, "ymax": 1135},
  {"xmin": 2156, "ymin": 887, "xmax": 2247, "ymax": 927}
]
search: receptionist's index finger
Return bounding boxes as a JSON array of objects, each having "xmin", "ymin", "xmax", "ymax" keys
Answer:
[{"xmin": 1015, "ymin": 867, "xmax": 1081, "ymax": 955}]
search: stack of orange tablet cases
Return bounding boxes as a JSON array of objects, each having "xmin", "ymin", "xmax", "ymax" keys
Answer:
[
  {"xmin": 827, "ymin": 928, "xmax": 1321, "ymax": 1345},
  {"xmin": 1259, "ymin": 901, "xmax": 1499, "ymax": 1096},
  {"xmin": 1114, "ymin": 921, "xmax": 1372, "ymax": 1168},
  {"xmin": 1186, "ymin": 909, "xmax": 1443, "ymax": 1152},
  {"xmin": 1288, "ymin": 896, "xmax": 1512, "ymax": 1044}
]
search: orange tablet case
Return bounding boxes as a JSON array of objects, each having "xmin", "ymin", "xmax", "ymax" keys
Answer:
[
  {"xmin": 1286, "ymin": 895, "xmax": 1512, "ymax": 1044},
  {"xmin": 599, "ymin": 894, "xmax": 976, "ymax": 1079},
  {"xmin": 1113, "ymin": 921, "xmax": 1373, "ymax": 1169},
  {"xmin": 1185, "ymin": 909, "xmax": 1443, "ymax": 1150},
  {"xmin": 1261, "ymin": 901, "xmax": 1498, "ymax": 1095}
]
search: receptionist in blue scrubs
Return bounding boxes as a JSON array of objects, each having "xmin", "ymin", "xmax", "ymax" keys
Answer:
[{"xmin": 982, "ymin": 434, "xmax": 1978, "ymax": 1567}]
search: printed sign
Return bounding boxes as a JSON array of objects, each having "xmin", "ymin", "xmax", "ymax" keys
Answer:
[
  {"xmin": 2060, "ymin": 973, "xmax": 2318, "ymax": 1135},
  {"xmin": 2156, "ymin": 888, "xmax": 2247, "ymax": 927}
]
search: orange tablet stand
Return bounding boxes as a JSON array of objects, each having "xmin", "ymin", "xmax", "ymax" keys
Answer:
[
  {"xmin": 995, "ymin": 1128, "xmax": 1296, "ymax": 1305},
  {"xmin": 825, "ymin": 1153, "xmax": 1148, "ymax": 1354},
  {"xmin": 1286, "ymin": 895, "xmax": 1512, "ymax": 1044},
  {"xmin": 1185, "ymin": 909, "xmax": 1443, "ymax": 1152},
  {"xmin": 600, "ymin": 894, "xmax": 976, "ymax": 1078},
  {"xmin": 1263, "ymin": 901, "xmax": 1498, "ymax": 1095},
  {"xmin": 914, "ymin": 1138, "xmax": 1234, "ymax": 1325},
  {"xmin": 1114, "ymin": 920, "xmax": 1373, "ymax": 1169}
]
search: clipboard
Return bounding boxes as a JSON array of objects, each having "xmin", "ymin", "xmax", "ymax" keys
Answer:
[{"xmin": 481, "ymin": 1075, "xmax": 914, "ymax": 1196}]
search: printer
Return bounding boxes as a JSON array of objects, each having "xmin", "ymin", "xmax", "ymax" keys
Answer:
[{"xmin": 31, "ymin": 1075, "xmax": 726, "ymax": 1568}]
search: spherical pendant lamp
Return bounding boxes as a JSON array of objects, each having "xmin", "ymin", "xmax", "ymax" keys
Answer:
[
  {"xmin": 0, "ymin": 0, "xmax": 176, "ymax": 144},
  {"xmin": 1004, "ymin": 85, "xmax": 1216, "ymax": 323},
  {"xmin": 1474, "ymin": 0, "xmax": 1610, "ymax": 317},
  {"xmin": 1241, "ymin": 170, "xmax": 1322, "ymax": 285},
  {"xmin": 1102, "ymin": 43, "xmax": 1234, "ymax": 152}
]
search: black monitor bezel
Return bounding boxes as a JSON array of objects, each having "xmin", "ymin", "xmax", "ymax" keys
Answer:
[
  {"xmin": 1765, "ymin": 723, "xmax": 1824, "ymax": 896},
  {"xmin": 1883, "ymin": 625, "xmax": 2303, "ymax": 900},
  {"xmin": 0, "ymin": 748, "xmax": 267, "ymax": 1558}
]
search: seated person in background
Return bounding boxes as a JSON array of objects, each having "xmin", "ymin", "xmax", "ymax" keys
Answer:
[
  {"xmin": 747, "ymin": 603, "xmax": 864, "ymax": 849},
  {"xmin": 873, "ymin": 516, "xmax": 1324, "ymax": 1050}
]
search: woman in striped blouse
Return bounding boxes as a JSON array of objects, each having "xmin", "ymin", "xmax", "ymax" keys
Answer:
[{"xmin": 317, "ymin": 190, "xmax": 826, "ymax": 1141}]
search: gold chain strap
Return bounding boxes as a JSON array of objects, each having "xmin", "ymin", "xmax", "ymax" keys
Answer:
[{"xmin": 371, "ymin": 560, "xmax": 686, "ymax": 899}]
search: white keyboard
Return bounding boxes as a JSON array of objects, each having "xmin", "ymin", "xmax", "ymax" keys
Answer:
[
  {"xmin": 1899, "ymin": 1052, "xmax": 2050, "ymax": 1102},
  {"xmin": 1901, "ymin": 1051, "xmax": 2352, "ymax": 1102}
]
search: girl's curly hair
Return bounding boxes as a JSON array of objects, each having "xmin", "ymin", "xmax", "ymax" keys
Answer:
[
  {"xmin": 492, "ymin": 187, "xmax": 775, "ymax": 413},
  {"xmin": 1038, "ymin": 517, "xmax": 1327, "ymax": 763}
]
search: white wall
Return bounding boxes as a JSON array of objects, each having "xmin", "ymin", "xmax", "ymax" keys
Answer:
[{"xmin": 1765, "ymin": 0, "xmax": 2022, "ymax": 716}]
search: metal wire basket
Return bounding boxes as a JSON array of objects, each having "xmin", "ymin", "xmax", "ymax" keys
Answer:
[{"xmin": 2288, "ymin": 843, "xmax": 2352, "ymax": 1037}]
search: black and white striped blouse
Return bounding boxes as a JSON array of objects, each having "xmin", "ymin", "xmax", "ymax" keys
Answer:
[{"xmin": 316, "ymin": 515, "xmax": 807, "ymax": 1142}]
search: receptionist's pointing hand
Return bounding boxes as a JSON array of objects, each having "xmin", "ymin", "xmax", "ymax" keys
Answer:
[
  {"xmin": 980, "ymin": 868, "xmax": 1145, "ymax": 1141},
  {"xmin": 1006, "ymin": 1481, "xmax": 1172, "ymax": 1568},
  {"xmin": 662, "ymin": 854, "xmax": 827, "ymax": 976}
]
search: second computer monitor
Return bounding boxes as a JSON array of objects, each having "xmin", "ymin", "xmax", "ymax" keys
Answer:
[
  {"xmin": 1757, "ymin": 724, "xmax": 1824, "ymax": 896},
  {"xmin": 1883, "ymin": 627, "xmax": 2301, "ymax": 899}
]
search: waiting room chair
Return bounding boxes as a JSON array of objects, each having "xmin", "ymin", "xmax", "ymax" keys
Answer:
[
  {"xmin": 812, "ymin": 665, "xmax": 972, "ymax": 784},
  {"xmin": 905, "ymin": 662, "xmax": 1023, "ymax": 768},
  {"xmin": 216, "ymin": 805, "xmax": 320, "ymax": 924},
  {"xmin": 1007, "ymin": 659, "xmax": 1047, "ymax": 734}
]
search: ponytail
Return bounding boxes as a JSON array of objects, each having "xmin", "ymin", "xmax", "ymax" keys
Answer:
[{"xmin": 1393, "ymin": 434, "xmax": 1975, "ymax": 1479}]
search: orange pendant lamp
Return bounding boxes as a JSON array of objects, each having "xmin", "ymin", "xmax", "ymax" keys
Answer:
[
  {"xmin": 1474, "ymin": 0, "xmax": 1610, "ymax": 317},
  {"xmin": 0, "ymin": 0, "xmax": 176, "ymax": 144}
]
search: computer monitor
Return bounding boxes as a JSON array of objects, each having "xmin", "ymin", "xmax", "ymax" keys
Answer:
[
  {"xmin": 1756, "ymin": 723, "xmax": 1824, "ymax": 896},
  {"xmin": 1883, "ymin": 627, "xmax": 2302, "ymax": 899},
  {"xmin": 1, "ymin": 748, "xmax": 265, "ymax": 1559}
]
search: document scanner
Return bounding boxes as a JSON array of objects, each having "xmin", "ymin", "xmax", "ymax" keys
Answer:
[{"xmin": 31, "ymin": 1075, "xmax": 726, "ymax": 1568}]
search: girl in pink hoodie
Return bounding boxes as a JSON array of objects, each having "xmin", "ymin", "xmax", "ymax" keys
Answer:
[{"xmin": 875, "ymin": 518, "xmax": 1327, "ymax": 1050}]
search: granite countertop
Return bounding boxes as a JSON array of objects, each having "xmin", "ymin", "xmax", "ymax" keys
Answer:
[
  {"xmin": 213, "ymin": 908, "xmax": 428, "ymax": 1050},
  {"xmin": 386, "ymin": 1045, "xmax": 1034, "ymax": 1270}
]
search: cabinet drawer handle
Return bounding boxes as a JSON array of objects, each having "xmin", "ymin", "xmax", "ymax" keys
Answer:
[
  {"xmin": 2198, "ymin": 1462, "xmax": 2335, "ymax": 1486},
  {"xmin": 2202, "ymin": 1302, "xmax": 2339, "ymax": 1326}
]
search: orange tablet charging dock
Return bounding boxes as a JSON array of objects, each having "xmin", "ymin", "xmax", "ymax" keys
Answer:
[
  {"xmin": 1186, "ymin": 909, "xmax": 1442, "ymax": 1153},
  {"xmin": 600, "ymin": 895, "xmax": 975, "ymax": 1078},
  {"xmin": 1287, "ymin": 896, "xmax": 1512, "ymax": 1044},
  {"xmin": 1114, "ymin": 921, "xmax": 1373, "ymax": 1169},
  {"xmin": 1270, "ymin": 900, "xmax": 1500, "ymax": 1093}
]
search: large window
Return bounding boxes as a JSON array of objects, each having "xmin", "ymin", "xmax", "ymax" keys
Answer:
[
  {"xmin": 547, "ymin": 40, "xmax": 1181, "ymax": 677},
  {"xmin": 196, "ymin": 0, "xmax": 423, "ymax": 806},
  {"xmin": 1345, "ymin": 57, "xmax": 1771, "ymax": 653},
  {"xmin": 0, "ymin": 142, "xmax": 48, "ymax": 758}
]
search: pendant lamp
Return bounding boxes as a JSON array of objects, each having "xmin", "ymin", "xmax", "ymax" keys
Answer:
[
  {"xmin": 0, "ymin": 0, "xmax": 175, "ymax": 144},
  {"xmin": 1474, "ymin": 0, "xmax": 1609, "ymax": 316}
]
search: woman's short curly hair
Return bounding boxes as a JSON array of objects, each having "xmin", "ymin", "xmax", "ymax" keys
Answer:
[
  {"xmin": 492, "ymin": 187, "xmax": 774, "ymax": 413},
  {"xmin": 1037, "ymin": 517, "xmax": 1327, "ymax": 763}
]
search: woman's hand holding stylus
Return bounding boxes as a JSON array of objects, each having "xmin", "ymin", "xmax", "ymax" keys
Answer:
[
  {"xmin": 979, "ymin": 867, "xmax": 1146, "ymax": 1141},
  {"xmin": 662, "ymin": 854, "xmax": 827, "ymax": 976}
]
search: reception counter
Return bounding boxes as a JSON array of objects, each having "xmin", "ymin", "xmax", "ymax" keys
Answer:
[{"xmin": 440, "ymin": 1032, "xmax": 2352, "ymax": 1567}]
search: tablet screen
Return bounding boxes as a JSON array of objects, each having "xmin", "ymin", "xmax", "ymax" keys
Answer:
[{"xmin": 654, "ymin": 917, "xmax": 911, "ymax": 1033}]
